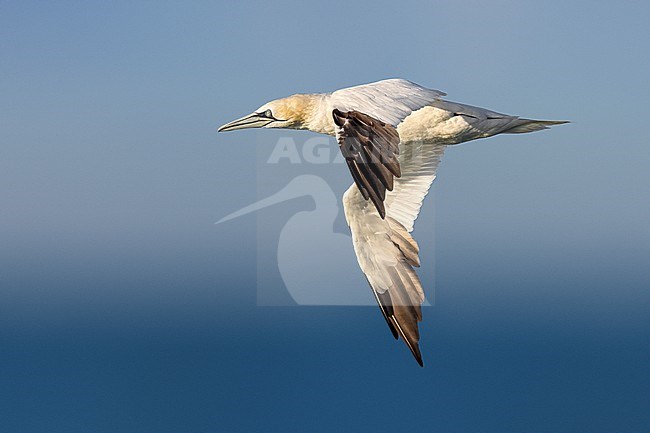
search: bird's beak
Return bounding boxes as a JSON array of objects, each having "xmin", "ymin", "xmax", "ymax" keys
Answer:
[{"xmin": 217, "ymin": 113, "xmax": 274, "ymax": 132}]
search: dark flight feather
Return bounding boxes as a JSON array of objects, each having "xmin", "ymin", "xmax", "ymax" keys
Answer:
[{"xmin": 333, "ymin": 109, "xmax": 401, "ymax": 219}]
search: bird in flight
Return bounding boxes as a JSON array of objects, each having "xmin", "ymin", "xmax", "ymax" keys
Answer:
[{"xmin": 218, "ymin": 79, "xmax": 567, "ymax": 366}]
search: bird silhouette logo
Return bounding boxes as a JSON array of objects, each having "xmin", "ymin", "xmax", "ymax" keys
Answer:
[{"xmin": 217, "ymin": 174, "xmax": 383, "ymax": 305}]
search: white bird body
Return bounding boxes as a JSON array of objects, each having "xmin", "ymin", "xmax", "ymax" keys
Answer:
[{"xmin": 218, "ymin": 78, "xmax": 567, "ymax": 365}]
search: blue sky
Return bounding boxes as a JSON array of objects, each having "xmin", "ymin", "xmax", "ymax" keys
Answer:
[{"xmin": 1, "ymin": 1, "xmax": 649, "ymax": 432}]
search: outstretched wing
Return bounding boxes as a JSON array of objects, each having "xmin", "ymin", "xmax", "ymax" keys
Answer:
[
  {"xmin": 331, "ymin": 79, "xmax": 446, "ymax": 218},
  {"xmin": 334, "ymin": 109, "xmax": 401, "ymax": 218},
  {"xmin": 343, "ymin": 186, "xmax": 426, "ymax": 365},
  {"xmin": 343, "ymin": 136, "xmax": 447, "ymax": 366},
  {"xmin": 384, "ymin": 136, "xmax": 446, "ymax": 233},
  {"xmin": 330, "ymin": 78, "xmax": 446, "ymax": 126}
]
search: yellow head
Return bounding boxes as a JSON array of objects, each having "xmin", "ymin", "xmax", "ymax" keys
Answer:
[{"xmin": 218, "ymin": 94, "xmax": 319, "ymax": 132}]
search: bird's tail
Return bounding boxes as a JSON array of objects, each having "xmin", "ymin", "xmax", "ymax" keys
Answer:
[{"xmin": 503, "ymin": 118, "xmax": 569, "ymax": 134}]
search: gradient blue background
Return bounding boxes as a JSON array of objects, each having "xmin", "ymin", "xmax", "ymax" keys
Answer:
[{"xmin": 1, "ymin": 1, "xmax": 649, "ymax": 431}]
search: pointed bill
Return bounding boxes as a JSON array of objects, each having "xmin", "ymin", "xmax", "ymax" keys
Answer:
[{"xmin": 218, "ymin": 113, "xmax": 274, "ymax": 132}]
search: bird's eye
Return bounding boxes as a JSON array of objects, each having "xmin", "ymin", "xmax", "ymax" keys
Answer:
[{"xmin": 263, "ymin": 109, "xmax": 273, "ymax": 118}]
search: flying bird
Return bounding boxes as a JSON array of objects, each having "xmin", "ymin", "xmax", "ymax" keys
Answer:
[{"xmin": 218, "ymin": 78, "xmax": 567, "ymax": 366}]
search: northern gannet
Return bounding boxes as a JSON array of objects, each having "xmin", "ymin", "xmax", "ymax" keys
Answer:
[{"xmin": 218, "ymin": 78, "xmax": 567, "ymax": 366}]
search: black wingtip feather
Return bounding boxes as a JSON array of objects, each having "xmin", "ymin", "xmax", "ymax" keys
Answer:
[
  {"xmin": 371, "ymin": 286, "xmax": 399, "ymax": 340},
  {"xmin": 415, "ymin": 349, "xmax": 424, "ymax": 368},
  {"xmin": 390, "ymin": 316, "xmax": 424, "ymax": 367}
]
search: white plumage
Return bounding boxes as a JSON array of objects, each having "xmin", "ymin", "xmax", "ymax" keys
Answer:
[
  {"xmin": 218, "ymin": 79, "xmax": 567, "ymax": 366},
  {"xmin": 330, "ymin": 78, "xmax": 446, "ymax": 127}
]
